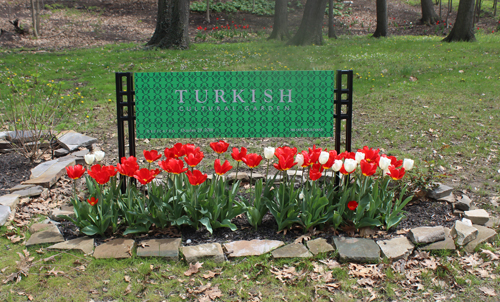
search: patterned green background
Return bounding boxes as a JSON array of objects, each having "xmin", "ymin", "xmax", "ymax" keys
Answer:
[{"xmin": 135, "ymin": 70, "xmax": 334, "ymax": 138}]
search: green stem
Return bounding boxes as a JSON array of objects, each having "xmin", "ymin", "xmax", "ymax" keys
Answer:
[
  {"xmin": 265, "ymin": 159, "xmax": 269, "ymax": 182},
  {"xmin": 235, "ymin": 161, "xmax": 240, "ymax": 179}
]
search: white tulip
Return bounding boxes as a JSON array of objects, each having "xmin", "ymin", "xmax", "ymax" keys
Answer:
[
  {"xmin": 84, "ymin": 153, "xmax": 95, "ymax": 165},
  {"xmin": 332, "ymin": 160, "xmax": 343, "ymax": 172},
  {"xmin": 295, "ymin": 154, "xmax": 304, "ymax": 167},
  {"xmin": 355, "ymin": 152, "xmax": 365, "ymax": 164},
  {"xmin": 344, "ymin": 158, "xmax": 357, "ymax": 173},
  {"xmin": 94, "ymin": 151, "xmax": 105, "ymax": 162},
  {"xmin": 379, "ymin": 157, "xmax": 392, "ymax": 170},
  {"xmin": 264, "ymin": 147, "xmax": 275, "ymax": 160},
  {"xmin": 299, "ymin": 192, "xmax": 304, "ymax": 200},
  {"xmin": 403, "ymin": 158, "xmax": 414, "ymax": 171},
  {"xmin": 319, "ymin": 151, "xmax": 329, "ymax": 165}
]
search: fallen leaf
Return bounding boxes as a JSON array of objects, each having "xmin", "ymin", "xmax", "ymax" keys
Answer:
[
  {"xmin": 46, "ymin": 268, "xmax": 65, "ymax": 277},
  {"xmin": 294, "ymin": 235, "xmax": 311, "ymax": 244},
  {"xmin": 319, "ymin": 259, "xmax": 341, "ymax": 269},
  {"xmin": 124, "ymin": 284, "xmax": 132, "ymax": 295},
  {"xmin": 35, "ymin": 248, "xmax": 44, "ymax": 254},
  {"xmin": 479, "ymin": 287, "xmax": 496, "ymax": 296},
  {"xmin": 205, "ymin": 286, "xmax": 223, "ymax": 299},
  {"xmin": 124, "ymin": 275, "xmax": 131, "ymax": 283},
  {"xmin": 184, "ymin": 262, "xmax": 203, "ymax": 276},
  {"xmin": 43, "ymin": 256, "xmax": 56, "ymax": 262},
  {"xmin": 202, "ymin": 270, "xmax": 220, "ymax": 279},
  {"xmin": 481, "ymin": 249, "xmax": 499, "ymax": 260}
]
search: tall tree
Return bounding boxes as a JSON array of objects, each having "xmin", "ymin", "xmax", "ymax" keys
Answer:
[
  {"xmin": 421, "ymin": 0, "xmax": 439, "ymax": 24},
  {"xmin": 288, "ymin": 0, "xmax": 328, "ymax": 46},
  {"xmin": 148, "ymin": 0, "xmax": 190, "ymax": 49},
  {"xmin": 443, "ymin": 0, "xmax": 476, "ymax": 41},
  {"xmin": 328, "ymin": 0, "xmax": 338, "ymax": 38},
  {"xmin": 373, "ymin": 0, "xmax": 387, "ymax": 37},
  {"xmin": 268, "ymin": 0, "xmax": 289, "ymax": 40}
]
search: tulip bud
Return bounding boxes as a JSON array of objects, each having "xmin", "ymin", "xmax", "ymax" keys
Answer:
[
  {"xmin": 299, "ymin": 192, "xmax": 304, "ymax": 199},
  {"xmin": 319, "ymin": 151, "xmax": 329, "ymax": 165},
  {"xmin": 355, "ymin": 152, "xmax": 365, "ymax": 164},
  {"xmin": 94, "ymin": 151, "xmax": 105, "ymax": 162},
  {"xmin": 85, "ymin": 154, "xmax": 95, "ymax": 165},
  {"xmin": 403, "ymin": 158, "xmax": 414, "ymax": 171},
  {"xmin": 332, "ymin": 160, "xmax": 343, "ymax": 172},
  {"xmin": 264, "ymin": 147, "xmax": 275, "ymax": 160},
  {"xmin": 379, "ymin": 157, "xmax": 391, "ymax": 170},
  {"xmin": 295, "ymin": 154, "xmax": 304, "ymax": 167},
  {"xmin": 344, "ymin": 158, "xmax": 357, "ymax": 173}
]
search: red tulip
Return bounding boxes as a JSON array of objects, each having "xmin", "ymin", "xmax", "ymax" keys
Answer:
[
  {"xmin": 273, "ymin": 154, "xmax": 296, "ymax": 171},
  {"xmin": 134, "ymin": 168, "xmax": 159, "ymax": 185},
  {"xmin": 182, "ymin": 143, "xmax": 201, "ymax": 156},
  {"xmin": 382, "ymin": 155, "xmax": 403, "ymax": 168},
  {"xmin": 88, "ymin": 164, "xmax": 111, "ymax": 185},
  {"xmin": 143, "ymin": 150, "xmax": 162, "ymax": 163},
  {"xmin": 66, "ymin": 165, "xmax": 85, "ymax": 180},
  {"xmin": 103, "ymin": 165, "xmax": 118, "ymax": 177},
  {"xmin": 275, "ymin": 146, "xmax": 297, "ymax": 159},
  {"xmin": 322, "ymin": 150, "xmax": 338, "ymax": 169},
  {"xmin": 357, "ymin": 146, "xmax": 380, "ymax": 164},
  {"xmin": 309, "ymin": 163, "xmax": 324, "ymax": 181},
  {"xmin": 387, "ymin": 166, "xmax": 405, "ymax": 180},
  {"xmin": 186, "ymin": 170, "xmax": 208, "ymax": 186},
  {"xmin": 210, "ymin": 140, "xmax": 230, "ymax": 154},
  {"xmin": 308, "ymin": 145, "xmax": 322, "ymax": 164},
  {"xmin": 347, "ymin": 200, "xmax": 358, "ymax": 211},
  {"xmin": 116, "ymin": 156, "xmax": 139, "ymax": 177},
  {"xmin": 231, "ymin": 147, "xmax": 247, "ymax": 162},
  {"xmin": 299, "ymin": 150, "xmax": 313, "ymax": 167},
  {"xmin": 87, "ymin": 197, "xmax": 98, "ymax": 206},
  {"xmin": 360, "ymin": 159, "xmax": 377, "ymax": 176},
  {"xmin": 214, "ymin": 159, "xmax": 232, "ymax": 175},
  {"xmin": 159, "ymin": 158, "xmax": 188, "ymax": 174},
  {"xmin": 242, "ymin": 153, "xmax": 262, "ymax": 168},
  {"xmin": 338, "ymin": 151, "xmax": 356, "ymax": 160},
  {"xmin": 164, "ymin": 143, "xmax": 185, "ymax": 159},
  {"xmin": 184, "ymin": 151, "xmax": 204, "ymax": 167}
]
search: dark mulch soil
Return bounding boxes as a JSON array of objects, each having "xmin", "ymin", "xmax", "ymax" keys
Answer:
[{"xmin": 0, "ymin": 152, "xmax": 37, "ymax": 194}]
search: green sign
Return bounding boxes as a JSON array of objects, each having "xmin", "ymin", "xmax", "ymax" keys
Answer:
[{"xmin": 135, "ymin": 70, "xmax": 334, "ymax": 138}]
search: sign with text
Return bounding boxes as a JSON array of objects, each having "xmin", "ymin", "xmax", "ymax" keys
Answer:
[{"xmin": 135, "ymin": 70, "xmax": 334, "ymax": 138}]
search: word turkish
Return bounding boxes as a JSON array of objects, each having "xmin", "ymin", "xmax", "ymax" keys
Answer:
[
  {"xmin": 178, "ymin": 105, "xmax": 291, "ymax": 112},
  {"xmin": 175, "ymin": 89, "xmax": 293, "ymax": 104}
]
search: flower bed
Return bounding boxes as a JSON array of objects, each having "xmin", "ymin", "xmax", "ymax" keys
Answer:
[{"xmin": 63, "ymin": 142, "xmax": 415, "ymax": 237}]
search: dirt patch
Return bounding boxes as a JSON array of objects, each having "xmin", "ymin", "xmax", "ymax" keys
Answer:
[{"xmin": 0, "ymin": 152, "xmax": 36, "ymax": 194}]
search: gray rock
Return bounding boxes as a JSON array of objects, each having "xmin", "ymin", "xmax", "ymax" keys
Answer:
[
  {"xmin": 421, "ymin": 228, "xmax": 456, "ymax": 251},
  {"xmin": 10, "ymin": 186, "xmax": 43, "ymax": 198},
  {"xmin": 26, "ymin": 224, "xmax": 64, "ymax": 246},
  {"xmin": 438, "ymin": 193, "xmax": 456, "ymax": 203},
  {"xmin": 57, "ymin": 131, "xmax": 97, "ymax": 151},
  {"xmin": 0, "ymin": 194, "xmax": 21, "ymax": 211},
  {"xmin": 94, "ymin": 238, "xmax": 136, "ymax": 259},
  {"xmin": 428, "ymin": 183, "xmax": 454, "ymax": 200},
  {"xmin": 181, "ymin": 243, "xmax": 224, "ymax": 263},
  {"xmin": 0, "ymin": 205, "xmax": 12, "ymax": 226},
  {"xmin": 0, "ymin": 139, "xmax": 11, "ymax": 149},
  {"xmin": 23, "ymin": 157, "xmax": 75, "ymax": 188},
  {"xmin": 6, "ymin": 130, "xmax": 49, "ymax": 144},
  {"xmin": 29, "ymin": 223, "xmax": 59, "ymax": 233},
  {"xmin": 271, "ymin": 243, "xmax": 312, "ymax": 258},
  {"xmin": 464, "ymin": 225, "xmax": 497, "ymax": 253},
  {"xmin": 137, "ymin": 238, "xmax": 181, "ymax": 259},
  {"xmin": 306, "ymin": 238, "xmax": 335, "ymax": 255},
  {"xmin": 455, "ymin": 195, "xmax": 472, "ymax": 211},
  {"xmin": 226, "ymin": 172, "xmax": 249, "ymax": 182},
  {"xmin": 48, "ymin": 237, "xmax": 94, "ymax": 254},
  {"xmin": 0, "ymin": 132, "xmax": 8, "ymax": 140},
  {"xmin": 50, "ymin": 205, "xmax": 75, "ymax": 221},
  {"xmin": 377, "ymin": 236, "xmax": 414, "ymax": 261},
  {"xmin": 409, "ymin": 226, "xmax": 445, "ymax": 244},
  {"xmin": 485, "ymin": 216, "xmax": 499, "ymax": 228},
  {"xmin": 59, "ymin": 149, "xmax": 89, "ymax": 166},
  {"xmin": 224, "ymin": 239, "xmax": 284, "ymax": 257},
  {"xmin": 333, "ymin": 237, "xmax": 380, "ymax": 263},
  {"xmin": 464, "ymin": 209, "xmax": 490, "ymax": 225},
  {"xmin": 54, "ymin": 148, "xmax": 69, "ymax": 157},
  {"xmin": 7, "ymin": 184, "xmax": 35, "ymax": 192},
  {"xmin": 451, "ymin": 220, "xmax": 478, "ymax": 246}
]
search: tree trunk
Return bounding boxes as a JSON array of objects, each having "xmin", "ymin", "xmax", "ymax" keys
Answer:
[
  {"xmin": 373, "ymin": 0, "xmax": 387, "ymax": 37},
  {"xmin": 421, "ymin": 0, "xmax": 439, "ymax": 24},
  {"xmin": 30, "ymin": 0, "xmax": 39, "ymax": 37},
  {"xmin": 206, "ymin": 0, "xmax": 210, "ymax": 23},
  {"xmin": 328, "ymin": 0, "xmax": 338, "ymax": 38},
  {"xmin": 268, "ymin": 0, "xmax": 289, "ymax": 40},
  {"xmin": 287, "ymin": 0, "xmax": 328, "ymax": 46},
  {"xmin": 443, "ymin": 0, "xmax": 476, "ymax": 41},
  {"xmin": 148, "ymin": 0, "xmax": 190, "ymax": 49}
]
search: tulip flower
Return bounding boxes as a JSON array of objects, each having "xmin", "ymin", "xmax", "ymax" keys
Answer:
[
  {"xmin": 360, "ymin": 159, "xmax": 377, "ymax": 176},
  {"xmin": 231, "ymin": 147, "xmax": 247, "ymax": 161},
  {"xmin": 355, "ymin": 152, "xmax": 365, "ymax": 164},
  {"xmin": 116, "ymin": 156, "xmax": 139, "ymax": 177},
  {"xmin": 387, "ymin": 166, "xmax": 405, "ymax": 180},
  {"xmin": 273, "ymin": 154, "xmax": 296, "ymax": 171},
  {"xmin": 144, "ymin": 150, "xmax": 162, "ymax": 163},
  {"xmin": 182, "ymin": 144, "xmax": 201, "ymax": 156},
  {"xmin": 295, "ymin": 154, "xmax": 304, "ymax": 167},
  {"xmin": 403, "ymin": 158, "xmax": 414, "ymax": 171},
  {"xmin": 319, "ymin": 151, "xmax": 330, "ymax": 165},
  {"xmin": 164, "ymin": 143, "xmax": 185, "ymax": 159},
  {"xmin": 87, "ymin": 197, "xmax": 98, "ymax": 206},
  {"xmin": 184, "ymin": 151, "xmax": 204, "ymax": 168},
  {"xmin": 308, "ymin": 145, "xmax": 322, "ymax": 163},
  {"xmin": 357, "ymin": 146, "xmax": 380, "ymax": 164},
  {"xmin": 338, "ymin": 151, "xmax": 356, "ymax": 160},
  {"xmin": 309, "ymin": 163, "xmax": 324, "ymax": 181},
  {"xmin": 344, "ymin": 158, "xmax": 357, "ymax": 173},
  {"xmin": 347, "ymin": 200, "xmax": 358, "ymax": 211},
  {"xmin": 134, "ymin": 168, "xmax": 159, "ymax": 185},
  {"xmin": 103, "ymin": 165, "xmax": 118, "ymax": 177},
  {"xmin": 275, "ymin": 146, "xmax": 297, "ymax": 159},
  {"xmin": 264, "ymin": 147, "xmax": 275, "ymax": 160},
  {"xmin": 242, "ymin": 153, "xmax": 263, "ymax": 169},
  {"xmin": 159, "ymin": 158, "xmax": 188, "ymax": 175},
  {"xmin": 66, "ymin": 165, "xmax": 86, "ymax": 180},
  {"xmin": 85, "ymin": 153, "xmax": 95, "ymax": 165},
  {"xmin": 87, "ymin": 164, "xmax": 111, "ymax": 185},
  {"xmin": 382, "ymin": 155, "xmax": 403, "ymax": 168},
  {"xmin": 94, "ymin": 151, "xmax": 105, "ymax": 162},
  {"xmin": 299, "ymin": 151, "xmax": 313, "ymax": 167},
  {"xmin": 322, "ymin": 150, "xmax": 338, "ymax": 169},
  {"xmin": 186, "ymin": 170, "xmax": 208, "ymax": 186},
  {"xmin": 214, "ymin": 159, "xmax": 232, "ymax": 176},
  {"xmin": 332, "ymin": 160, "xmax": 343, "ymax": 172},
  {"xmin": 378, "ymin": 156, "xmax": 392, "ymax": 171},
  {"xmin": 210, "ymin": 140, "xmax": 230, "ymax": 155}
]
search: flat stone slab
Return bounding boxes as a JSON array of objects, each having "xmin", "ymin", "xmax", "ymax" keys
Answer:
[
  {"xmin": 93, "ymin": 238, "xmax": 136, "ymax": 259},
  {"xmin": 29, "ymin": 223, "xmax": 60, "ymax": 233},
  {"xmin": 137, "ymin": 238, "xmax": 181, "ymax": 259},
  {"xmin": 464, "ymin": 225, "xmax": 498, "ymax": 253},
  {"xmin": 226, "ymin": 172, "xmax": 249, "ymax": 182},
  {"xmin": 54, "ymin": 148, "xmax": 69, "ymax": 157},
  {"xmin": 59, "ymin": 149, "xmax": 90, "ymax": 166},
  {"xmin": 57, "ymin": 131, "xmax": 97, "ymax": 151},
  {"xmin": 333, "ymin": 237, "xmax": 380, "ymax": 263},
  {"xmin": 485, "ymin": 216, "xmax": 499, "ymax": 228},
  {"xmin": 377, "ymin": 236, "xmax": 414, "ymax": 261},
  {"xmin": 421, "ymin": 228, "xmax": 456, "ymax": 251},
  {"xmin": 26, "ymin": 224, "xmax": 64, "ymax": 246},
  {"xmin": 50, "ymin": 205, "xmax": 75, "ymax": 221},
  {"xmin": 272, "ymin": 243, "xmax": 312, "ymax": 258},
  {"xmin": 48, "ymin": 237, "xmax": 94, "ymax": 254},
  {"xmin": 0, "ymin": 205, "xmax": 12, "ymax": 226},
  {"xmin": 23, "ymin": 157, "xmax": 75, "ymax": 188},
  {"xmin": 409, "ymin": 226, "xmax": 445, "ymax": 244},
  {"xmin": 455, "ymin": 195, "xmax": 472, "ymax": 211},
  {"xmin": 7, "ymin": 184, "xmax": 35, "ymax": 192},
  {"xmin": 306, "ymin": 238, "xmax": 334, "ymax": 255},
  {"xmin": 224, "ymin": 239, "xmax": 284, "ymax": 257},
  {"xmin": 0, "ymin": 194, "xmax": 20, "ymax": 211},
  {"xmin": 464, "ymin": 209, "xmax": 490, "ymax": 225},
  {"xmin": 451, "ymin": 220, "xmax": 478, "ymax": 246},
  {"xmin": 0, "ymin": 139, "xmax": 11, "ymax": 149},
  {"xmin": 11, "ymin": 186, "xmax": 43, "ymax": 198},
  {"xmin": 428, "ymin": 183, "xmax": 454, "ymax": 200},
  {"xmin": 5, "ymin": 130, "xmax": 49, "ymax": 144},
  {"xmin": 182, "ymin": 243, "xmax": 224, "ymax": 263},
  {"xmin": 438, "ymin": 193, "xmax": 455, "ymax": 203}
]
